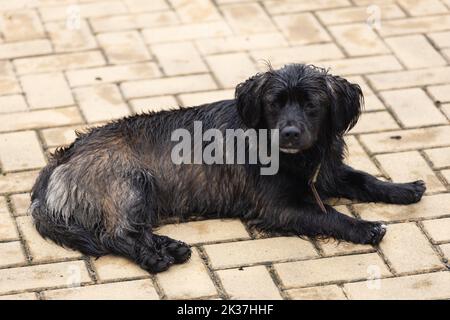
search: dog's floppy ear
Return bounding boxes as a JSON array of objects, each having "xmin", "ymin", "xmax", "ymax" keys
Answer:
[
  {"xmin": 235, "ymin": 73, "xmax": 267, "ymax": 128},
  {"xmin": 326, "ymin": 74, "xmax": 363, "ymax": 136}
]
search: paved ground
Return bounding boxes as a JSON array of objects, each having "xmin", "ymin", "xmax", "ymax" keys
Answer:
[{"xmin": 0, "ymin": 0, "xmax": 450, "ymax": 300}]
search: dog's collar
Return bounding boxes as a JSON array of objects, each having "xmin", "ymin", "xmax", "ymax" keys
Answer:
[{"xmin": 309, "ymin": 163, "xmax": 327, "ymax": 214}]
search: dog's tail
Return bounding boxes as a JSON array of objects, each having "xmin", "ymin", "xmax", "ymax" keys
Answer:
[{"xmin": 29, "ymin": 162, "xmax": 108, "ymax": 257}]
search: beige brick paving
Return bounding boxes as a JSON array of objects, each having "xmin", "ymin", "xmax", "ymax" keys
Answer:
[
  {"xmin": 43, "ymin": 280, "xmax": 158, "ymax": 300},
  {"xmin": 216, "ymin": 266, "xmax": 282, "ymax": 299},
  {"xmin": 376, "ymin": 151, "xmax": 445, "ymax": 193},
  {"xmin": 379, "ymin": 223, "xmax": 443, "ymax": 274},
  {"xmin": 0, "ymin": 131, "xmax": 46, "ymax": 172},
  {"xmin": 286, "ymin": 285, "xmax": 347, "ymax": 300},
  {"xmin": 344, "ymin": 272, "xmax": 450, "ymax": 299},
  {"xmin": 380, "ymin": 88, "xmax": 447, "ymax": 127},
  {"xmin": 205, "ymin": 237, "xmax": 318, "ymax": 269},
  {"xmin": 156, "ymin": 249, "xmax": 217, "ymax": 299},
  {"xmin": 0, "ymin": 0, "xmax": 449, "ymax": 300},
  {"xmin": 274, "ymin": 253, "xmax": 391, "ymax": 288},
  {"xmin": 422, "ymin": 218, "xmax": 450, "ymax": 243},
  {"xmin": 21, "ymin": 72, "xmax": 74, "ymax": 109}
]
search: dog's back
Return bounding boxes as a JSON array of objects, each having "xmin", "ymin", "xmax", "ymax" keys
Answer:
[{"xmin": 29, "ymin": 100, "xmax": 253, "ymax": 257}]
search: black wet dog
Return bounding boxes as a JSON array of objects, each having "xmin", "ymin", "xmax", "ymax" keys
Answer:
[{"xmin": 30, "ymin": 64, "xmax": 426, "ymax": 273}]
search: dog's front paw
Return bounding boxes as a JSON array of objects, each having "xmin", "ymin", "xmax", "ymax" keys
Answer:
[
  {"xmin": 353, "ymin": 221, "xmax": 387, "ymax": 245},
  {"xmin": 395, "ymin": 180, "xmax": 426, "ymax": 204}
]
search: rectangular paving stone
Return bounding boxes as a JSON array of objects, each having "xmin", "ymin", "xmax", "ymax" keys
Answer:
[
  {"xmin": 443, "ymin": 103, "xmax": 450, "ymax": 120},
  {"xmin": 196, "ymin": 33, "xmax": 288, "ymax": 55},
  {"xmin": 14, "ymin": 51, "xmax": 106, "ymax": 75},
  {"xmin": 286, "ymin": 285, "xmax": 347, "ymax": 300},
  {"xmin": 217, "ymin": 266, "xmax": 282, "ymax": 300},
  {"xmin": 97, "ymin": 31, "xmax": 151, "ymax": 64},
  {"xmin": 0, "ymin": 95, "xmax": 28, "ymax": 114},
  {"xmin": 0, "ymin": 131, "xmax": 46, "ymax": 172},
  {"xmin": 206, "ymin": 53, "xmax": 258, "ymax": 88},
  {"xmin": 368, "ymin": 67, "xmax": 450, "ymax": 90},
  {"xmin": 316, "ymin": 4, "xmax": 404, "ymax": 25},
  {"xmin": 129, "ymin": 96, "xmax": 178, "ymax": 114},
  {"xmin": 221, "ymin": 3, "xmax": 276, "ymax": 35},
  {"xmin": 353, "ymin": 193, "xmax": 450, "ymax": 221},
  {"xmin": 0, "ymin": 75, "xmax": 21, "ymax": 96},
  {"xmin": 316, "ymin": 55, "xmax": 403, "ymax": 76},
  {"xmin": 10, "ymin": 193, "xmax": 31, "ymax": 216},
  {"xmin": 121, "ymin": 74, "xmax": 217, "ymax": 98},
  {"xmin": 397, "ymin": 0, "xmax": 447, "ymax": 16},
  {"xmin": 204, "ymin": 237, "xmax": 318, "ymax": 269},
  {"xmin": 428, "ymin": 31, "xmax": 450, "ymax": 49},
  {"xmin": 39, "ymin": 1, "xmax": 127, "ymax": 21},
  {"xmin": 0, "ymin": 197, "xmax": 7, "ymax": 214},
  {"xmin": 0, "ymin": 261, "xmax": 91, "ymax": 295},
  {"xmin": 427, "ymin": 84, "xmax": 450, "ymax": 103},
  {"xmin": 156, "ymin": 250, "xmax": 217, "ymax": 299},
  {"xmin": 17, "ymin": 216, "xmax": 82, "ymax": 263},
  {"xmin": 21, "ymin": 72, "xmax": 74, "ymax": 109},
  {"xmin": 344, "ymin": 272, "xmax": 450, "ymax": 299},
  {"xmin": 360, "ymin": 126, "xmax": 450, "ymax": 154},
  {"xmin": 170, "ymin": 0, "xmax": 220, "ymax": 23},
  {"xmin": 0, "ymin": 9, "xmax": 45, "ymax": 41},
  {"xmin": 264, "ymin": 0, "xmax": 351, "ymax": 14},
  {"xmin": 422, "ymin": 218, "xmax": 450, "ymax": 243},
  {"xmin": 43, "ymin": 279, "xmax": 159, "ymax": 300},
  {"xmin": 90, "ymin": 11, "xmax": 179, "ymax": 32},
  {"xmin": 0, "ymin": 213, "xmax": 19, "ymax": 241},
  {"xmin": 424, "ymin": 147, "xmax": 450, "ymax": 169},
  {"xmin": 0, "ymin": 107, "xmax": 83, "ymax": 133},
  {"xmin": 157, "ymin": 219, "xmax": 250, "ymax": 245},
  {"xmin": 142, "ymin": 21, "xmax": 232, "ymax": 44},
  {"xmin": 379, "ymin": 15, "xmax": 450, "ymax": 36},
  {"xmin": 66, "ymin": 63, "xmax": 161, "ymax": 87},
  {"xmin": 376, "ymin": 151, "xmax": 445, "ymax": 193},
  {"xmin": 329, "ymin": 24, "xmax": 389, "ymax": 56},
  {"xmin": 344, "ymin": 136, "xmax": 380, "ymax": 176},
  {"xmin": 440, "ymin": 244, "xmax": 450, "ymax": 261},
  {"xmin": 152, "ymin": 42, "xmax": 208, "ymax": 76},
  {"xmin": 41, "ymin": 126, "xmax": 83, "ymax": 148},
  {"xmin": 124, "ymin": 0, "xmax": 169, "ymax": 12},
  {"xmin": 274, "ymin": 13, "xmax": 330, "ymax": 45},
  {"xmin": 0, "ymin": 171, "xmax": 39, "ymax": 194},
  {"xmin": 0, "ymin": 241, "xmax": 26, "ymax": 268},
  {"xmin": 0, "ymin": 292, "xmax": 37, "ymax": 300},
  {"xmin": 380, "ymin": 223, "xmax": 443, "ymax": 274},
  {"xmin": 74, "ymin": 84, "xmax": 130, "ymax": 123},
  {"xmin": 251, "ymin": 44, "xmax": 344, "ymax": 68},
  {"xmin": 45, "ymin": 20, "xmax": 97, "ymax": 53},
  {"xmin": 0, "ymin": 39, "xmax": 52, "ymax": 60},
  {"xmin": 381, "ymin": 88, "xmax": 450, "ymax": 128},
  {"xmin": 350, "ymin": 111, "xmax": 399, "ymax": 134},
  {"xmin": 385, "ymin": 35, "xmax": 446, "ymax": 69},
  {"xmin": 274, "ymin": 253, "xmax": 390, "ymax": 288},
  {"xmin": 179, "ymin": 90, "xmax": 234, "ymax": 107},
  {"xmin": 92, "ymin": 255, "xmax": 149, "ymax": 281}
]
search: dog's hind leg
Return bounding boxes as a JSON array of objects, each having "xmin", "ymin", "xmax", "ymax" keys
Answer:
[
  {"xmin": 328, "ymin": 165, "xmax": 426, "ymax": 204},
  {"xmin": 103, "ymin": 231, "xmax": 177, "ymax": 273},
  {"xmin": 153, "ymin": 235, "xmax": 191, "ymax": 264}
]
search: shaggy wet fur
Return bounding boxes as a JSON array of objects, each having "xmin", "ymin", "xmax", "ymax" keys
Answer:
[{"xmin": 30, "ymin": 64, "xmax": 426, "ymax": 273}]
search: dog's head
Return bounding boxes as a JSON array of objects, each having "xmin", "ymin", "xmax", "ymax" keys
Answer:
[{"xmin": 235, "ymin": 64, "xmax": 363, "ymax": 154}]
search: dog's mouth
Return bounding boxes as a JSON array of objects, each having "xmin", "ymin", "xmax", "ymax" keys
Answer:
[{"xmin": 280, "ymin": 147, "xmax": 301, "ymax": 154}]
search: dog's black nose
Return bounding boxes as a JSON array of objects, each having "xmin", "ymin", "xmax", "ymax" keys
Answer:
[{"xmin": 281, "ymin": 126, "xmax": 301, "ymax": 142}]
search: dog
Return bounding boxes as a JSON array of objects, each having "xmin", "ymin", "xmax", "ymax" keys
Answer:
[{"xmin": 30, "ymin": 64, "xmax": 426, "ymax": 273}]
